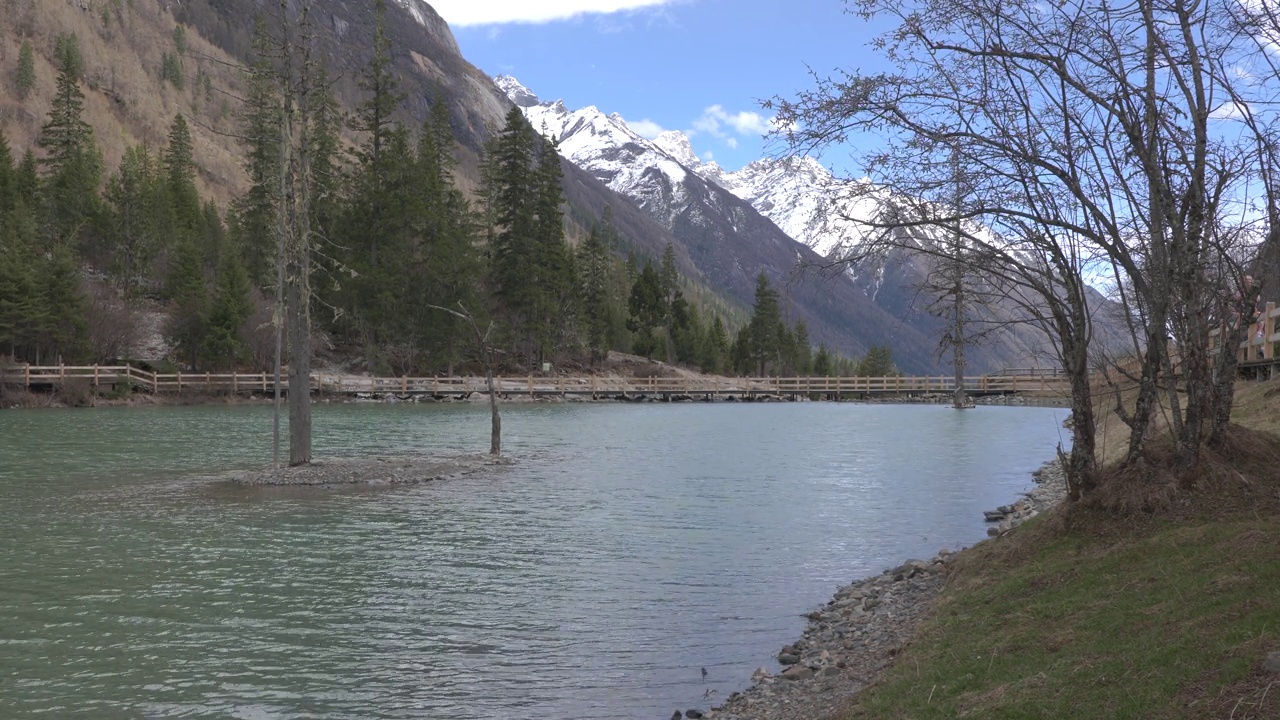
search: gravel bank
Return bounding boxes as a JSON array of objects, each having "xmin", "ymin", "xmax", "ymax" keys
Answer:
[
  {"xmin": 675, "ymin": 459, "xmax": 1069, "ymax": 720},
  {"xmin": 226, "ymin": 453, "xmax": 509, "ymax": 487}
]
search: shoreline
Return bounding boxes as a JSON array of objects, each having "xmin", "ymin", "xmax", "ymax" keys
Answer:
[
  {"xmin": 676, "ymin": 459, "xmax": 1068, "ymax": 720},
  {"xmin": 1, "ymin": 389, "xmax": 1070, "ymax": 410}
]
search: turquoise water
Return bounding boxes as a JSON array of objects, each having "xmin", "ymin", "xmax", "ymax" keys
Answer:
[{"xmin": 0, "ymin": 402, "xmax": 1069, "ymax": 718}]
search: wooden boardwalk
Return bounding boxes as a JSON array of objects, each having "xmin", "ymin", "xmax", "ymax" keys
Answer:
[
  {"xmin": 6, "ymin": 302, "xmax": 1274, "ymax": 401},
  {"xmin": 1, "ymin": 364, "xmax": 1072, "ymax": 399}
]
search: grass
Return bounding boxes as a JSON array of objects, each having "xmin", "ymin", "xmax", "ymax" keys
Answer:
[{"xmin": 838, "ymin": 377, "xmax": 1280, "ymax": 720}]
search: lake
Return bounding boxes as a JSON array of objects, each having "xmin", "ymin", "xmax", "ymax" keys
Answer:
[{"xmin": 0, "ymin": 402, "xmax": 1069, "ymax": 718}]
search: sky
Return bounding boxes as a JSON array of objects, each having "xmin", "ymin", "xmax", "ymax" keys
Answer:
[{"xmin": 426, "ymin": 0, "xmax": 885, "ymax": 172}]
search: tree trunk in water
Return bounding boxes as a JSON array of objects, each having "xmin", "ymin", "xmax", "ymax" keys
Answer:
[
  {"xmin": 286, "ymin": 254, "xmax": 312, "ymax": 466},
  {"xmin": 487, "ymin": 367, "xmax": 501, "ymax": 457},
  {"xmin": 952, "ymin": 274, "xmax": 966, "ymax": 410}
]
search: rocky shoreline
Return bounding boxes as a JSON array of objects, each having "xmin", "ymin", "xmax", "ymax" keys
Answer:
[{"xmin": 673, "ymin": 459, "xmax": 1068, "ymax": 720}]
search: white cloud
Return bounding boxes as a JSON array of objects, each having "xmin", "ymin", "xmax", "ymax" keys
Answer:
[
  {"xmin": 1210, "ymin": 100, "xmax": 1248, "ymax": 120},
  {"xmin": 429, "ymin": 0, "xmax": 676, "ymax": 26},
  {"xmin": 625, "ymin": 118, "xmax": 666, "ymax": 139},
  {"xmin": 701, "ymin": 151, "xmax": 715, "ymax": 162},
  {"xmin": 688, "ymin": 104, "xmax": 774, "ymax": 146}
]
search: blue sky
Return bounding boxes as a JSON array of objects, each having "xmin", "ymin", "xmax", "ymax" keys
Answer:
[{"xmin": 427, "ymin": 0, "xmax": 883, "ymax": 172}]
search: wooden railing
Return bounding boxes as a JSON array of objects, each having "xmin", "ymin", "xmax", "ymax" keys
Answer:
[
  {"xmin": 0, "ymin": 364, "xmax": 1072, "ymax": 398},
  {"xmin": 1209, "ymin": 301, "xmax": 1279, "ymax": 364}
]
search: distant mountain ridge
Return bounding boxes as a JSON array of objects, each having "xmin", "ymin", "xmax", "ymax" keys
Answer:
[
  {"xmin": 497, "ymin": 76, "xmax": 991, "ymax": 373},
  {"xmin": 497, "ymin": 76, "xmax": 1074, "ymax": 372}
]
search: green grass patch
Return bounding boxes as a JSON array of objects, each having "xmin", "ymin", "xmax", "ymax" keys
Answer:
[{"xmin": 844, "ymin": 515, "xmax": 1280, "ymax": 719}]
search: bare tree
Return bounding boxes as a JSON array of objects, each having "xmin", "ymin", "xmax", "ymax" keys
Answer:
[
  {"xmin": 431, "ymin": 303, "xmax": 502, "ymax": 456},
  {"xmin": 256, "ymin": 0, "xmax": 320, "ymax": 467},
  {"xmin": 770, "ymin": 0, "xmax": 1273, "ymax": 490}
]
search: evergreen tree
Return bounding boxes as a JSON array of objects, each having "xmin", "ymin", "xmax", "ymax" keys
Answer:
[
  {"xmin": 577, "ymin": 221, "xmax": 613, "ymax": 363},
  {"xmin": 670, "ymin": 294, "xmax": 702, "ymax": 366},
  {"xmin": 699, "ymin": 314, "xmax": 729, "ymax": 374},
  {"xmin": 38, "ymin": 33, "xmax": 102, "ymax": 244},
  {"xmin": 165, "ymin": 114, "xmax": 202, "ymax": 238},
  {"xmin": 531, "ymin": 135, "xmax": 574, "ymax": 361},
  {"xmin": 814, "ymin": 345, "xmax": 834, "ymax": 376},
  {"xmin": 40, "ymin": 245, "xmax": 89, "ymax": 363},
  {"xmin": 104, "ymin": 144, "xmax": 167, "ymax": 295},
  {"xmin": 204, "ymin": 247, "xmax": 253, "ymax": 369},
  {"xmin": 793, "ymin": 319, "xmax": 813, "ymax": 375},
  {"xmin": 16, "ymin": 40, "xmax": 36, "ymax": 100},
  {"xmin": 0, "ymin": 145, "xmax": 44, "ymax": 361},
  {"xmin": 410, "ymin": 97, "xmax": 481, "ymax": 372},
  {"xmin": 747, "ymin": 272, "xmax": 783, "ymax": 375},
  {"xmin": 483, "ymin": 106, "xmax": 540, "ymax": 359},
  {"xmin": 857, "ymin": 344, "xmax": 898, "ymax": 377},
  {"xmin": 166, "ymin": 239, "xmax": 208, "ymax": 369},
  {"xmin": 232, "ymin": 20, "xmax": 282, "ymax": 287},
  {"xmin": 730, "ymin": 326, "xmax": 753, "ymax": 375},
  {"xmin": 350, "ymin": 0, "xmax": 405, "ymax": 174},
  {"xmin": 15, "ymin": 150, "xmax": 38, "ymax": 209},
  {"xmin": 627, "ymin": 262, "xmax": 666, "ymax": 359},
  {"xmin": 161, "ymin": 52, "xmax": 184, "ymax": 89},
  {"xmin": 307, "ymin": 63, "xmax": 343, "ymax": 238}
]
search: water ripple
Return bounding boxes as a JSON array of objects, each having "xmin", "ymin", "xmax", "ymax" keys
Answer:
[{"xmin": 0, "ymin": 403, "xmax": 1067, "ymax": 718}]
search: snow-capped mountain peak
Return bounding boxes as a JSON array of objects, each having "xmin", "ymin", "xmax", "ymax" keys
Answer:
[
  {"xmin": 651, "ymin": 131, "xmax": 701, "ymax": 170},
  {"xmin": 495, "ymin": 74, "xmax": 541, "ymax": 108},
  {"xmin": 496, "ymin": 76, "xmax": 693, "ymax": 208}
]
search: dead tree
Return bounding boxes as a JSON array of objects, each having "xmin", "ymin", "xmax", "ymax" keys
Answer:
[{"xmin": 431, "ymin": 303, "xmax": 502, "ymax": 456}]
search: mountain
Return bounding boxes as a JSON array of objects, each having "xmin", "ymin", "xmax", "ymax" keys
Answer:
[
  {"xmin": 699, "ymin": 156, "xmax": 1131, "ymax": 363},
  {"xmin": 499, "ymin": 76, "xmax": 1068, "ymax": 372}
]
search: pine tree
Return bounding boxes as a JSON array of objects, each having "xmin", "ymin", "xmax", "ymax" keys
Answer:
[
  {"xmin": 577, "ymin": 222, "xmax": 613, "ymax": 363},
  {"xmin": 700, "ymin": 314, "xmax": 729, "ymax": 374},
  {"xmin": 793, "ymin": 319, "xmax": 813, "ymax": 375},
  {"xmin": 165, "ymin": 115, "xmax": 202, "ymax": 240},
  {"xmin": 627, "ymin": 262, "xmax": 666, "ymax": 359},
  {"xmin": 857, "ymin": 345, "xmax": 898, "ymax": 377},
  {"xmin": 38, "ymin": 33, "xmax": 102, "ymax": 243},
  {"xmin": 204, "ymin": 247, "xmax": 253, "ymax": 369},
  {"xmin": 16, "ymin": 40, "xmax": 36, "ymax": 100},
  {"xmin": 161, "ymin": 52, "xmax": 184, "ymax": 89},
  {"xmin": 104, "ymin": 144, "xmax": 167, "ymax": 295},
  {"xmin": 531, "ymin": 135, "xmax": 574, "ymax": 361},
  {"xmin": 166, "ymin": 239, "xmax": 209, "ymax": 369},
  {"xmin": 814, "ymin": 345, "xmax": 834, "ymax": 376},
  {"xmin": 484, "ymin": 106, "xmax": 540, "ymax": 358},
  {"xmin": 350, "ymin": 0, "xmax": 405, "ymax": 172},
  {"xmin": 230, "ymin": 18, "xmax": 283, "ymax": 289},
  {"xmin": 747, "ymin": 272, "xmax": 783, "ymax": 375},
  {"xmin": 40, "ymin": 245, "xmax": 89, "ymax": 363},
  {"xmin": 412, "ymin": 97, "xmax": 481, "ymax": 372},
  {"xmin": 0, "ymin": 142, "xmax": 45, "ymax": 361}
]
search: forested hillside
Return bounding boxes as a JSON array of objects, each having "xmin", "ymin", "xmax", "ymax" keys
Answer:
[{"xmin": 1, "ymin": 0, "xmax": 874, "ymax": 378}]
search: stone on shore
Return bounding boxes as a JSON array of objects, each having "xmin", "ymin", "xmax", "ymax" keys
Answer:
[{"xmin": 696, "ymin": 458, "xmax": 1071, "ymax": 720}]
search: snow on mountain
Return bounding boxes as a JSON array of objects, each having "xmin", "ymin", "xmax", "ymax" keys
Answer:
[
  {"xmin": 505, "ymin": 79, "xmax": 693, "ymax": 219},
  {"xmin": 696, "ymin": 157, "xmax": 881, "ymax": 259},
  {"xmin": 651, "ymin": 131, "xmax": 701, "ymax": 170},
  {"xmin": 494, "ymin": 75, "xmax": 540, "ymax": 108}
]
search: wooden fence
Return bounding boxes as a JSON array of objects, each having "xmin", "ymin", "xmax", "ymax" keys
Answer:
[{"xmin": 0, "ymin": 364, "xmax": 1071, "ymax": 398}]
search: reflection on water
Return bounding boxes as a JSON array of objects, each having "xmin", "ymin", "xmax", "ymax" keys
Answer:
[{"xmin": 0, "ymin": 402, "xmax": 1067, "ymax": 718}]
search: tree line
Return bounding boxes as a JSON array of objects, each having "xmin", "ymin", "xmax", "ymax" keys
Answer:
[{"xmin": 2, "ymin": 12, "xmax": 888, "ymax": 381}]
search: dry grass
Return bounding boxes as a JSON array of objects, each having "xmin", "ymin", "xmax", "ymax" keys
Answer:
[
  {"xmin": 1, "ymin": 0, "xmax": 248, "ymax": 203},
  {"xmin": 840, "ymin": 378, "xmax": 1280, "ymax": 720}
]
